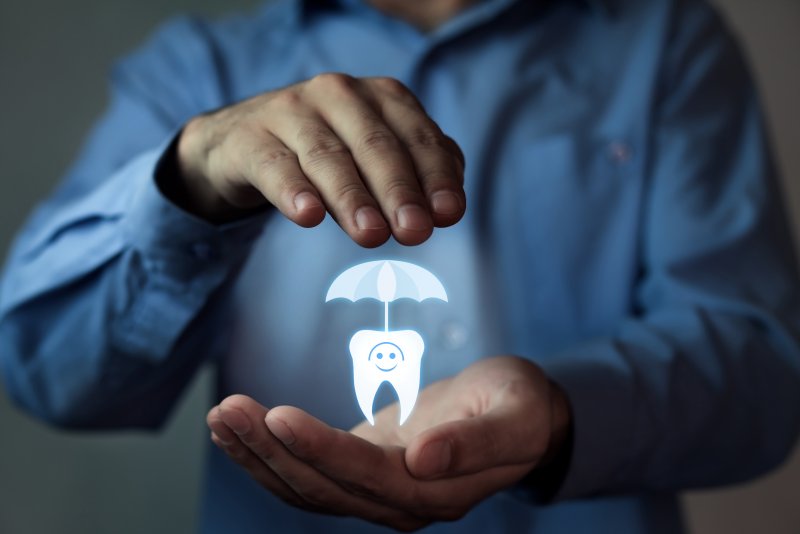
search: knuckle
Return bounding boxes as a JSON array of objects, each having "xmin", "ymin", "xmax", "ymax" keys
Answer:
[
  {"xmin": 332, "ymin": 180, "xmax": 368, "ymax": 205},
  {"xmin": 301, "ymin": 136, "xmax": 350, "ymax": 163},
  {"xmin": 223, "ymin": 127, "xmax": 252, "ymax": 151},
  {"xmin": 406, "ymin": 127, "xmax": 448, "ymax": 151},
  {"xmin": 372, "ymin": 76, "xmax": 413, "ymax": 100},
  {"xmin": 296, "ymin": 122, "xmax": 346, "ymax": 160},
  {"xmin": 358, "ymin": 129, "xmax": 399, "ymax": 154},
  {"xmin": 382, "ymin": 178, "xmax": 420, "ymax": 201},
  {"xmin": 257, "ymin": 148, "xmax": 295, "ymax": 167},
  {"xmin": 311, "ymin": 72, "xmax": 356, "ymax": 94},
  {"xmin": 270, "ymin": 88, "xmax": 304, "ymax": 111}
]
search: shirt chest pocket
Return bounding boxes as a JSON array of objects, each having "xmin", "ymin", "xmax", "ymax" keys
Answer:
[
  {"xmin": 499, "ymin": 133, "xmax": 640, "ymax": 247},
  {"xmin": 489, "ymin": 133, "xmax": 643, "ymax": 344}
]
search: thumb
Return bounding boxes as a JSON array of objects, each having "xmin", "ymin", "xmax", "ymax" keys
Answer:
[{"xmin": 404, "ymin": 406, "xmax": 547, "ymax": 480}]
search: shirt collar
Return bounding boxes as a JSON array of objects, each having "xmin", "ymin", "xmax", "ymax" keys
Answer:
[{"xmin": 299, "ymin": 0, "xmax": 612, "ymax": 18}]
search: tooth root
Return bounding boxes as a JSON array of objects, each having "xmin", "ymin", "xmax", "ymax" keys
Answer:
[
  {"xmin": 354, "ymin": 376, "xmax": 378, "ymax": 426},
  {"xmin": 395, "ymin": 373, "xmax": 420, "ymax": 425}
]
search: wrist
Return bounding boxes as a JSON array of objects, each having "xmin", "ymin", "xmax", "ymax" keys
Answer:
[
  {"xmin": 157, "ymin": 117, "xmax": 265, "ymax": 224},
  {"xmin": 517, "ymin": 379, "xmax": 573, "ymax": 501},
  {"xmin": 542, "ymin": 379, "xmax": 572, "ymax": 468}
]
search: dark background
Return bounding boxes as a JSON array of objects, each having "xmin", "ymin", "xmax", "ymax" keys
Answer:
[{"xmin": 0, "ymin": 1, "xmax": 798, "ymax": 532}]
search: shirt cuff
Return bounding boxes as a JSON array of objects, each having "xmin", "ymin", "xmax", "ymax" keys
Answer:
[
  {"xmin": 112, "ymin": 136, "xmax": 270, "ymax": 361},
  {"xmin": 121, "ymin": 135, "xmax": 269, "ymax": 276},
  {"xmin": 535, "ymin": 340, "xmax": 638, "ymax": 501}
]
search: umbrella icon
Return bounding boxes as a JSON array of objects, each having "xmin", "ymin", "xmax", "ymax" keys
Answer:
[
  {"xmin": 326, "ymin": 260, "xmax": 448, "ymax": 330},
  {"xmin": 326, "ymin": 260, "xmax": 448, "ymax": 424}
]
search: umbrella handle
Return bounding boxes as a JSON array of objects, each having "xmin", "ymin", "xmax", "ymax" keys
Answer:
[{"xmin": 384, "ymin": 301, "xmax": 389, "ymax": 332}]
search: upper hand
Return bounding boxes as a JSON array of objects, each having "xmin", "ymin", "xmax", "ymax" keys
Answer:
[
  {"xmin": 174, "ymin": 73, "xmax": 466, "ymax": 247},
  {"xmin": 207, "ymin": 356, "xmax": 571, "ymax": 531}
]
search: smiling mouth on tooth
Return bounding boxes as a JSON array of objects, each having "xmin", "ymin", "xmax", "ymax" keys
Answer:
[{"xmin": 350, "ymin": 330, "xmax": 425, "ymax": 425}]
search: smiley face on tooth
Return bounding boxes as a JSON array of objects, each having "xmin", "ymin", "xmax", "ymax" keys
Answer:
[{"xmin": 369, "ymin": 342, "xmax": 404, "ymax": 372}]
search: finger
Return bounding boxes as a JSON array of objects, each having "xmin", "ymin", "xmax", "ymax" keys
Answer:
[
  {"xmin": 407, "ymin": 131, "xmax": 466, "ymax": 228},
  {"xmin": 269, "ymin": 406, "xmax": 528, "ymax": 519},
  {"xmin": 216, "ymin": 397, "xmax": 352, "ymax": 513},
  {"xmin": 266, "ymin": 406, "xmax": 416, "ymax": 503},
  {"xmin": 207, "ymin": 405, "xmax": 309, "ymax": 510},
  {"xmin": 405, "ymin": 405, "xmax": 546, "ymax": 480},
  {"xmin": 374, "ymin": 79, "xmax": 466, "ymax": 228},
  {"xmin": 444, "ymin": 135, "xmax": 466, "ymax": 179},
  {"xmin": 218, "ymin": 397, "xmax": 421, "ymax": 528},
  {"xmin": 271, "ymin": 115, "xmax": 392, "ymax": 248},
  {"xmin": 306, "ymin": 73, "xmax": 434, "ymax": 245},
  {"xmin": 237, "ymin": 134, "xmax": 326, "ymax": 228},
  {"xmin": 209, "ymin": 432, "xmax": 309, "ymax": 510},
  {"xmin": 206, "ymin": 405, "xmax": 239, "ymax": 445}
]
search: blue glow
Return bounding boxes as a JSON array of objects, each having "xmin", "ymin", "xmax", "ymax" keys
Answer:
[{"xmin": 326, "ymin": 260, "xmax": 448, "ymax": 425}]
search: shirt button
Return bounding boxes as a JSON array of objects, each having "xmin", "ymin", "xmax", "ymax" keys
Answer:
[
  {"xmin": 191, "ymin": 242, "xmax": 217, "ymax": 261},
  {"xmin": 607, "ymin": 141, "xmax": 632, "ymax": 164},
  {"xmin": 439, "ymin": 320, "xmax": 468, "ymax": 350}
]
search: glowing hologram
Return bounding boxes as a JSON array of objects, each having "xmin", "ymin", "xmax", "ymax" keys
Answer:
[
  {"xmin": 326, "ymin": 259, "xmax": 448, "ymax": 330},
  {"xmin": 350, "ymin": 330, "xmax": 424, "ymax": 425},
  {"xmin": 326, "ymin": 259, "xmax": 447, "ymax": 302},
  {"xmin": 326, "ymin": 260, "xmax": 448, "ymax": 425}
]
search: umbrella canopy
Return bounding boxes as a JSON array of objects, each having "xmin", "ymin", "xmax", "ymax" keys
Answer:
[{"xmin": 326, "ymin": 260, "xmax": 448, "ymax": 331}]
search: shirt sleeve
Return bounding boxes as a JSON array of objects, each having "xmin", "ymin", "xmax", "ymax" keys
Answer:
[
  {"xmin": 536, "ymin": 2, "xmax": 800, "ymax": 498},
  {"xmin": 0, "ymin": 16, "xmax": 266, "ymax": 429}
]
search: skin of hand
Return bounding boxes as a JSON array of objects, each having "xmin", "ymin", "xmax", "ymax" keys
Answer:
[
  {"xmin": 173, "ymin": 73, "xmax": 466, "ymax": 247},
  {"xmin": 206, "ymin": 356, "xmax": 572, "ymax": 531}
]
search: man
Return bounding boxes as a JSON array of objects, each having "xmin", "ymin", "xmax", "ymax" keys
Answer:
[{"xmin": 1, "ymin": 0, "xmax": 799, "ymax": 532}]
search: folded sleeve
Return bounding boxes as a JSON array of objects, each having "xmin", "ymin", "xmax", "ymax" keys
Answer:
[
  {"xmin": 537, "ymin": 2, "xmax": 800, "ymax": 498},
  {"xmin": 0, "ymin": 16, "xmax": 266, "ymax": 429}
]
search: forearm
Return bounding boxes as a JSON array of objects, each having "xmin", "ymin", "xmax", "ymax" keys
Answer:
[
  {"xmin": 540, "ymin": 301, "xmax": 800, "ymax": 499},
  {"xmin": 0, "ymin": 146, "xmax": 266, "ymax": 428},
  {"xmin": 538, "ymin": 0, "xmax": 800, "ymax": 500}
]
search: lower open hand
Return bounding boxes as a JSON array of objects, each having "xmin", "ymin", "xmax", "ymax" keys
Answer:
[{"xmin": 207, "ymin": 356, "xmax": 571, "ymax": 531}]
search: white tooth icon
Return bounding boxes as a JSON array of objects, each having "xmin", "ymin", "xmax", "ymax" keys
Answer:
[{"xmin": 350, "ymin": 329, "xmax": 425, "ymax": 425}]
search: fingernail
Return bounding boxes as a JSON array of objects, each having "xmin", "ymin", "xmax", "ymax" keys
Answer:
[
  {"xmin": 420, "ymin": 440, "xmax": 452, "ymax": 477},
  {"xmin": 219, "ymin": 408, "xmax": 251, "ymax": 436},
  {"xmin": 211, "ymin": 431, "xmax": 232, "ymax": 446},
  {"xmin": 293, "ymin": 191, "xmax": 322, "ymax": 212},
  {"xmin": 355, "ymin": 206, "xmax": 387, "ymax": 230},
  {"xmin": 397, "ymin": 204, "xmax": 431, "ymax": 231},
  {"xmin": 267, "ymin": 415, "xmax": 295, "ymax": 446},
  {"xmin": 430, "ymin": 191, "xmax": 462, "ymax": 216}
]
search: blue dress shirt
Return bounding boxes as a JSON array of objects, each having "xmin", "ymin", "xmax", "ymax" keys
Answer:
[{"xmin": 2, "ymin": 0, "xmax": 799, "ymax": 532}]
